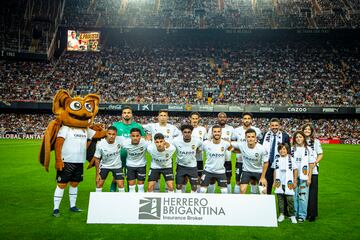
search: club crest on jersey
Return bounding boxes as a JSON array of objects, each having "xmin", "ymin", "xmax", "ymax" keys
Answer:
[
  {"xmin": 302, "ymin": 165, "xmax": 308, "ymax": 175},
  {"xmin": 166, "ymin": 153, "xmax": 169, "ymax": 158},
  {"xmin": 255, "ymin": 153, "xmax": 259, "ymax": 158},
  {"xmin": 167, "ymin": 129, "xmax": 170, "ymax": 134},
  {"xmin": 192, "ymin": 145, "xmax": 196, "ymax": 150},
  {"xmin": 287, "ymin": 180, "xmax": 293, "ymax": 189},
  {"xmin": 226, "ymin": 131, "xmax": 230, "ymax": 135},
  {"xmin": 199, "ymin": 131, "xmax": 202, "ymax": 135},
  {"xmin": 221, "ymin": 147, "xmax": 224, "ymax": 151},
  {"xmin": 275, "ymin": 179, "xmax": 281, "ymax": 188}
]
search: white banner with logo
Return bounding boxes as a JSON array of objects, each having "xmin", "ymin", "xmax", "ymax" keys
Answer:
[{"xmin": 87, "ymin": 193, "xmax": 277, "ymax": 227}]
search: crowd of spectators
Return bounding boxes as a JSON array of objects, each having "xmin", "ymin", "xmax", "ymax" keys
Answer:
[
  {"xmin": 59, "ymin": 0, "xmax": 360, "ymax": 29},
  {"xmin": 1, "ymin": 38, "xmax": 359, "ymax": 105},
  {"xmin": 0, "ymin": 113, "xmax": 358, "ymax": 139}
]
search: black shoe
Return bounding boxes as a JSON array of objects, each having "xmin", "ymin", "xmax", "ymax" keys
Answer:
[
  {"xmin": 298, "ymin": 218, "xmax": 305, "ymax": 223},
  {"xmin": 69, "ymin": 206, "xmax": 83, "ymax": 212},
  {"xmin": 309, "ymin": 217, "xmax": 316, "ymax": 222},
  {"xmin": 53, "ymin": 209, "xmax": 60, "ymax": 217}
]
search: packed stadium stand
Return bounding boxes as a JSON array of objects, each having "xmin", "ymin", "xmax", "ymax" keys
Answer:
[{"xmin": 0, "ymin": 0, "xmax": 359, "ymax": 141}]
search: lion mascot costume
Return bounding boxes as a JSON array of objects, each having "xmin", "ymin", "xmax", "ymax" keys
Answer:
[{"xmin": 39, "ymin": 89, "xmax": 106, "ymax": 217}]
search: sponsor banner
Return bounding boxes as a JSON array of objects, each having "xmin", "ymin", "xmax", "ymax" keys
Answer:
[
  {"xmin": 318, "ymin": 138, "xmax": 341, "ymax": 144},
  {"xmin": 341, "ymin": 138, "xmax": 360, "ymax": 145},
  {"xmin": 0, "ymin": 133, "xmax": 43, "ymax": 139},
  {"xmin": 213, "ymin": 105, "xmax": 229, "ymax": 112},
  {"xmin": 229, "ymin": 106, "xmax": 245, "ymax": 112},
  {"xmin": 259, "ymin": 107, "xmax": 275, "ymax": 112},
  {"xmin": 168, "ymin": 105, "xmax": 184, "ymax": 111},
  {"xmin": 87, "ymin": 192, "xmax": 278, "ymax": 227}
]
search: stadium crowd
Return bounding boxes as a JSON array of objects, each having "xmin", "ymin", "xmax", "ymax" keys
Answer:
[
  {"xmin": 0, "ymin": 113, "xmax": 358, "ymax": 139},
  {"xmin": 1, "ymin": 39, "xmax": 359, "ymax": 105}
]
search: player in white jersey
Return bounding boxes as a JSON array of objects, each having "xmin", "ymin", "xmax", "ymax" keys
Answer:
[
  {"xmin": 302, "ymin": 123, "xmax": 324, "ymax": 222},
  {"xmin": 143, "ymin": 110, "xmax": 180, "ymax": 192},
  {"xmin": 207, "ymin": 112, "xmax": 234, "ymax": 193},
  {"xmin": 92, "ymin": 126, "xmax": 124, "ymax": 192},
  {"xmin": 189, "ymin": 112, "xmax": 207, "ymax": 178},
  {"xmin": 147, "ymin": 133, "xmax": 176, "ymax": 192},
  {"xmin": 143, "ymin": 109, "xmax": 181, "ymax": 143},
  {"xmin": 232, "ymin": 112, "xmax": 263, "ymax": 194},
  {"xmin": 53, "ymin": 125, "xmax": 96, "ymax": 217},
  {"xmin": 122, "ymin": 128, "xmax": 151, "ymax": 192},
  {"xmin": 231, "ymin": 128, "xmax": 269, "ymax": 194},
  {"xmin": 173, "ymin": 124, "xmax": 202, "ymax": 193},
  {"xmin": 200, "ymin": 125, "xmax": 233, "ymax": 194}
]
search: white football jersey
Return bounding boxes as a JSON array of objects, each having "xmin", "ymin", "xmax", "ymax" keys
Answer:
[
  {"xmin": 57, "ymin": 126, "xmax": 96, "ymax": 163},
  {"xmin": 143, "ymin": 123, "xmax": 180, "ymax": 143},
  {"xmin": 122, "ymin": 138, "xmax": 150, "ymax": 168},
  {"xmin": 306, "ymin": 138, "xmax": 323, "ymax": 175},
  {"xmin": 173, "ymin": 136, "xmax": 202, "ymax": 168},
  {"xmin": 232, "ymin": 126, "xmax": 262, "ymax": 163},
  {"xmin": 232, "ymin": 142, "xmax": 268, "ymax": 173},
  {"xmin": 207, "ymin": 124, "xmax": 234, "ymax": 162},
  {"xmin": 202, "ymin": 140, "xmax": 230, "ymax": 174},
  {"xmin": 147, "ymin": 143, "xmax": 176, "ymax": 169},
  {"xmin": 94, "ymin": 137, "xmax": 123, "ymax": 169}
]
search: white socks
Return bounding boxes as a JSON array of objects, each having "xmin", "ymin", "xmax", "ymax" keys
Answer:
[
  {"xmin": 138, "ymin": 184, "xmax": 144, "ymax": 192},
  {"xmin": 182, "ymin": 185, "xmax": 187, "ymax": 193},
  {"xmin": 258, "ymin": 185, "xmax": 267, "ymax": 195},
  {"xmin": 129, "ymin": 185, "xmax": 136, "ymax": 192},
  {"xmin": 220, "ymin": 188, "xmax": 228, "ymax": 194},
  {"xmin": 234, "ymin": 185, "xmax": 240, "ymax": 194},
  {"xmin": 96, "ymin": 188, "xmax": 102, "ymax": 192},
  {"xmin": 69, "ymin": 186, "xmax": 78, "ymax": 208},
  {"xmin": 207, "ymin": 184, "xmax": 215, "ymax": 193},
  {"xmin": 199, "ymin": 187, "xmax": 207, "ymax": 193},
  {"xmin": 54, "ymin": 186, "xmax": 64, "ymax": 210},
  {"xmin": 118, "ymin": 188, "xmax": 125, "ymax": 192},
  {"xmin": 227, "ymin": 184, "xmax": 232, "ymax": 193},
  {"xmin": 250, "ymin": 184, "xmax": 258, "ymax": 194}
]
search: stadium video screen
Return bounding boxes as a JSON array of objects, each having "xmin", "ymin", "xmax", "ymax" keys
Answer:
[{"xmin": 67, "ymin": 30, "xmax": 100, "ymax": 52}]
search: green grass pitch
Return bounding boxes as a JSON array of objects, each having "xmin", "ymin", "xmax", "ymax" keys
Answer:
[{"xmin": 0, "ymin": 139, "xmax": 359, "ymax": 240}]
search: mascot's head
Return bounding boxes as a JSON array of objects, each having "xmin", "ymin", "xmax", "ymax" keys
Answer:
[{"xmin": 52, "ymin": 90, "xmax": 100, "ymax": 128}]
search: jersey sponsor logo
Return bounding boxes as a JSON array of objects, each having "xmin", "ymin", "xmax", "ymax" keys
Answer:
[
  {"xmin": 138, "ymin": 197, "xmax": 161, "ymax": 220},
  {"xmin": 179, "ymin": 150, "xmax": 195, "ymax": 155},
  {"xmin": 209, "ymin": 153, "xmax": 225, "ymax": 158},
  {"xmin": 73, "ymin": 133, "xmax": 86, "ymax": 138}
]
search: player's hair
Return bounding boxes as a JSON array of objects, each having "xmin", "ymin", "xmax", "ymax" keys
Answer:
[
  {"xmin": 245, "ymin": 128, "xmax": 256, "ymax": 136},
  {"xmin": 270, "ymin": 118, "xmax": 281, "ymax": 124},
  {"xmin": 218, "ymin": 112, "xmax": 227, "ymax": 117},
  {"xmin": 108, "ymin": 126, "xmax": 117, "ymax": 132},
  {"xmin": 277, "ymin": 143, "xmax": 290, "ymax": 154},
  {"xmin": 242, "ymin": 112, "xmax": 253, "ymax": 118},
  {"xmin": 212, "ymin": 125, "xmax": 222, "ymax": 132},
  {"xmin": 180, "ymin": 124, "xmax": 194, "ymax": 132},
  {"xmin": 130, "ymin": 128, "xmax": 141, "ymax": 134},
  {"xmin": 158, "ymin": 109, "xmax": 168, "ymax": 115},
  {"xmin": 189, "ymin": 112, "xmax": 201, "ymax": 118},
  {"xmin": 154, "ymin": 133, "xmax": 165, "ymax": 140},
  {"xmin": 292, "ymin": 131, "xmax": 307, "ymax": 147},
  {"xmin": 122, "ymin": 105, "xmax": 132, "ymax": 113}
]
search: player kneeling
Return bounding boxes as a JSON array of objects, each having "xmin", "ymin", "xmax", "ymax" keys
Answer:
[{"xmin": 93, "ymin": 126, "xmax": 125, "ymax": 192}]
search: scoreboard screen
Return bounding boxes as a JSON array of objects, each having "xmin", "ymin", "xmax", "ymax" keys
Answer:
[{"xmin": 67, "ymin": 30, "xmax": 100, "ymax": 52}]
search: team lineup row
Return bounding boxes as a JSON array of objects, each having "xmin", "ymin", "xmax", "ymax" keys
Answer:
[{"xmin": 53, "ymin": 108, "xmax": 323, "ymax": 224}]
